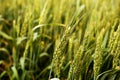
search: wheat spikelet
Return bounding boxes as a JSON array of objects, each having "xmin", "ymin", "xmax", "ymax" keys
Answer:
[
  {"xmin": 50, "ymin": 25, "xmax": 70, "ymax": 78},
  {"xmin": 108, "ymin": 20, "xmax": 119, "ymax": 55},
  {"xmin": 68, "ymin": 45, "xmax": 83, "ymax": 80},
  {"xmin": 39, "ymin": 0, "xmax": 51, "ymax": 24},
  {"xmin": 94, "ymin": 28, "xmax": 105, "ymax": 80},
  {"xmin": 112, "ymin": 24, "xmax": 120, "ymax": 68}
]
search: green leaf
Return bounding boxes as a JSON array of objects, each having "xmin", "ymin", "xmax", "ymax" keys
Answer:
[
  {"xmin": 20, "ymin": 57, "xmax": 25, "ymax": 70},
  {"xmin": 0, "ymin": 31, "xmax": 13, "ymax": 40},
  {"xmin": 0, "ymin": 71, "xmax": 7, "ymax": 78},
  {"xmin": 0, "ymin": 48, "xmax": 9, "ymax": 53},
  {"xmin": 96, "ymin": 69, "xmax": 119, "ymax": 80},
  {"xmin": 11, "ymin": 66, "xmax": 19, "ymax": 80},
  {"xmin": 39, "ymin": 52, "xmax": 49, "ymax": 58},
  {"xmin": 16, "ymin": 37, "xmax": 27, "ymax": 45}
]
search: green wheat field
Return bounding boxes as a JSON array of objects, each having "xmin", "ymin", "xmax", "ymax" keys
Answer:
[{"xmin": 0, "ymin": 0, "xmax": 120, "ymax": 80}]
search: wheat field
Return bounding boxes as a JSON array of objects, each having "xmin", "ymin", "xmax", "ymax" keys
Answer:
[{"xmin": 0, "ymin": 0, "xmax": 120, "ymax": 80}]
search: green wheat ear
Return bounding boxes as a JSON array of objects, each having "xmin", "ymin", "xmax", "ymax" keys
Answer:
[
  {"xmin": 50, "ymin": 24, "xmax": 71, "ymax": 78},
  {"xmin": 112, "ymin": 24, "xmax": 120, "ymax": 69},
  {"xmin": 68, "ymin": 45, "xmax": 84, "ymax": 80},
  {"xmin": 94, "ymin": 28, "xmax": 105, "ymax": 80},
  {"xmin": 108, "ymin": 19, "xmax": 120, "ymax": 69}
]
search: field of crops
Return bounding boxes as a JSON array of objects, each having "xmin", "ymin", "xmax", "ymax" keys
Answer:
[{"xmin": 0, "ymin": 0, "xmax": 120, "ymax": 80}]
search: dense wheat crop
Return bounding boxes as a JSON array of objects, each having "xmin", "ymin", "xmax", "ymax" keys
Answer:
[{"xmin": 0, "ymin": 0, "xmax": 120, "ymax": 80}]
